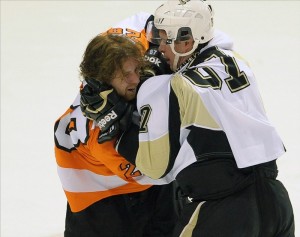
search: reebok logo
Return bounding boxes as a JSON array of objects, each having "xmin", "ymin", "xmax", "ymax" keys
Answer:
[
  {"xmin": 145, "ymin": 55, "xmax": 161, "ymax": 67},
  {"xmin": 97, "ymin": 110, "xmax": 118, "ymax": 128}
]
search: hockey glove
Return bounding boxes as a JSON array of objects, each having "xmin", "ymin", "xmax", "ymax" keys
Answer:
[
  {"xmin": 98, "ymin": 102, "xmax": 138, "ymax": 144},
  {"xmin": 80, "ymin": 78, "xmax": 129, "ymax": 134},
  {"xmin": 97, "ymin": 123, "xmax": 120, "ymax": 144},
  {"xmin": 144, "ymin": 46, "xmax": 173, "ymax": 76}
]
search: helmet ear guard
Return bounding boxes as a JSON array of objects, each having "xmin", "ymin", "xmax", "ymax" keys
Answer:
[{"xmin": 176, "ymin": 27, "xmax": 193, "ymax": 41}]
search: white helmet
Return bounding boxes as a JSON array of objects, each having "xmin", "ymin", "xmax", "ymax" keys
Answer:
[{"xmin": 147, "ymin": 0, "xmax": 214, "ymax": 70}]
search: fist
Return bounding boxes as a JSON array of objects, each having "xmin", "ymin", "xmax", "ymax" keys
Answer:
[
  {"xmin": 144, "ymin": 46, "xmax": 173, "ymax": 75},
  {"xmin": 80, "ymin": 78, "xmax": 128, "ymax": 133}
]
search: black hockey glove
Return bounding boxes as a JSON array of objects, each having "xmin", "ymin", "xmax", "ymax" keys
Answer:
[
  {"xmin": 80, "ymin": 78, "xmax": 132, "ymax": 143},
  {"xmin": 144, "ymin": 46, "xmax": 173, "ymax": 76},
  {"xmin": 97, "ymin": 102, "xmax": 140, "ymax": 144},
  {"xmin": 96, "ymin": 102, "xmax": 138, "ymax": 143}
]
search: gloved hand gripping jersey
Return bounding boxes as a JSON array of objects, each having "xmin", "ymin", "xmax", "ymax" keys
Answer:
[
  {"xmin": 144, "ymin": 46, "xmax": 173, "ymax": 76},
  {"xmin": 80, "ymin": 79, "xmax": 135, "ymax": 143}
]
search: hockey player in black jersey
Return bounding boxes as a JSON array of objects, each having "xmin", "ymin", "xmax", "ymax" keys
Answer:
[{"xmin": 82, "ymin": 1, "xmax": 295, "ymax": 236}]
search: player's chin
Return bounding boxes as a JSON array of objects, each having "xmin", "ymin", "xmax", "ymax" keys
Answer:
[{"xmin": 124, "ymin": 90, "xmax": 137, "ymax": 101}]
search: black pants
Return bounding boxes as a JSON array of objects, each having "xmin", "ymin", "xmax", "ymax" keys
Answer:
[
  {"xmin": 174, "ymin": 161, "xmax": 295, "ymax": 237},
  {"xmin": 64, "ymin": 183, "xmax": 177, "ymax": 237}
]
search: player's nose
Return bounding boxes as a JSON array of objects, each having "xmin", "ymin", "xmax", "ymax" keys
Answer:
[{"xmin": 126, "ymin": 72, "xmax": 140, "ymax": 84}]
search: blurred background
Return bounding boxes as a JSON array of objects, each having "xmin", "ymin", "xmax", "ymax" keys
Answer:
[{"xmin": 1, "ymin": 1, "xmax": 299, "ymax": 236}]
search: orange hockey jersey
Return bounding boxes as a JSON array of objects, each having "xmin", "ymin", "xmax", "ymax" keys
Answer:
[
  {"xmin": 54, "ymin": 94, "xmax": 170, "ymax": 212},
  {"xmin": 54, "ymin": 12, "xmax": 170, "ymax": 212}
]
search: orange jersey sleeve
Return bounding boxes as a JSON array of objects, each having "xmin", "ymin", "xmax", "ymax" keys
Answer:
[{"xmin": 54, "ymin": 103, "xmax": 151, "ymax": 212}]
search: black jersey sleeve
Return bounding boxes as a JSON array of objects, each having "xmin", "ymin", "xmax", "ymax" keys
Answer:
[{"xmin": 115, "ymin": 122, "xmax": 140, "ymax": 165}]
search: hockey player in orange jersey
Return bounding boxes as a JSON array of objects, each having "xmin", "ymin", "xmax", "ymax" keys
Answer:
[{"xmin": 54, "ymin": 13, "xmax": 176, "ymax": 237}]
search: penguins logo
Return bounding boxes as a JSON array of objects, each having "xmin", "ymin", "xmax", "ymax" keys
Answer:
[{"xmin": 179, "ymin": 0, "xmax": 190, "ymax": 5}]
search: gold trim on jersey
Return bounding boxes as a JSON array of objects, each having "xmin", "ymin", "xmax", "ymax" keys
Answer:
[
  {"xmin": 136, "ymin": 133, "xmax": 170, "ymax": 179},
  {"xmin": 171, "ymin": 73, "xmax": 220, "ymax": 129}
]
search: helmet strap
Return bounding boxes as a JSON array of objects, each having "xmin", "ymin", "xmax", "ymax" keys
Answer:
[
  {"xmin": 170, "ymin": 39, "xmax": 200, "ymax": 71},
  {"xmin": 175, "ymin": 50, "xmax": 200, "ymax": 73},
  {"xmin": 172, "ymin": 54, "xmax": 180, "ymax": 72}
]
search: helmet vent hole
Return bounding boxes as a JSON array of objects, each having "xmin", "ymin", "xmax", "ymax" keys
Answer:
[
  {"xmin": 195, "ymin": 13, "xmax": 203, "ymax": 19},
  {"xmin": 165, "ymin": 11, "xmax": 172, "ymax": 16},
  {"xmin": 182, "ymin": 10, "xmax": 194, "ymax": 17}
]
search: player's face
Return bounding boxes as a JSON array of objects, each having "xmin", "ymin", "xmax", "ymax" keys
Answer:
[
  {"xmin": 110, "ymin": 57, "xmax": 140, "ymax": 101},
  {"xmin": 158, "ymin": 30, "xmax": 193, "ymax": 70}
]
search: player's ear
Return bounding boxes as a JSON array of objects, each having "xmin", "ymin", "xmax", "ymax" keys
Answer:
[{"xmin": 185, "ymin": 38, "xmax": 194, "ymax": 52}]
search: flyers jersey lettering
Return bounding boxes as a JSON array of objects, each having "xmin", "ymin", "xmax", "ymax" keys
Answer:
[
  {"xmin": 120, "ymin": 161, "xmax": 142, "ymax": 178},
  {"xmin": 106, "ymin": 12, "xmax": 151, "ymax": 49}
]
